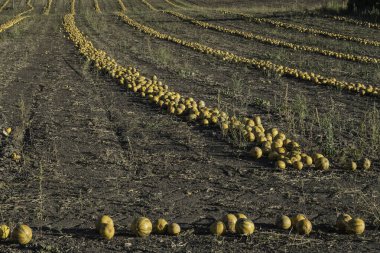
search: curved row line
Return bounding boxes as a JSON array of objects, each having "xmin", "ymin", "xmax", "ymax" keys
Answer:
[
  {"xmin": 222, "ymin": 10, "xmax": 380, "ymax": 47},
  {"xmin": 0, "ymin": 0, "xmax": 10, "ymax": 13},
  {"xmin": 165, "ymin": 10, "xmax": 380, "ymax": 64},
  {"xmin": 117, "ymin": 13, "xmax": 379, "ymax": 97},
  {"xmin": 63, "ymin": 0, "xmax": 328, "ymax": 171},
  {"xmin": 164, "ymin": 0, "xmax": 183, "ymax": 9},
  {"xmin": 327, "ymin": 15, "xmax": 380, "ymax": 30},
  {"xmin": 118, "ymin": 0, "xmax": 127, "ymax": 12},
  {"xmin": 0, "ymin": 1, "xmax": 33, "ymax": 33},
  {"xmin": 0, "ymin": 15, "xmax": 28, "ymax": 33},
  {"xmin": 18, "ymin": 0, "xmax": 34, "ymax": 16},
  {"xmin": 141, "ymin": 0, "xmax": 157, "ymax": 11},
  {"xmin": 43, "ymin": 0, "xmax": 53, "ymax": 15}
]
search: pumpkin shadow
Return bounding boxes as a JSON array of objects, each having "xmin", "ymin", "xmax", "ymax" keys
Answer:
[
  {"xmin": 60, "ymin": 228, "xmax": 99, "ymax": 239},
  {"xmin": 190, "ymin": 217, "xmax": 215, "ymax": 235},
  {"xmin": 255, "ymin": 222, "xmax": 277, "ymax": 230},
  {"xmin": 313, "ymin": 224, "xmax": 336, "ymax": 233}
]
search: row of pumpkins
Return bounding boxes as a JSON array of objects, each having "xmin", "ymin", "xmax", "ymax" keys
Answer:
[{"xmin": 0, "ymin": 213, "xmax": 365, "ymax": 245}]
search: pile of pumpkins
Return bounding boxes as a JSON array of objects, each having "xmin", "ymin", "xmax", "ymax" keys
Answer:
[
  {"xmin": 210, "ymin": 213, "xmax": 255, "ymax": 236},
  {"xmin": 336, "ymin": 214, "xmax": 366, "ymax": 234},
  {"xmin": 65, "ymin": 10, "xmax": 376, "ymax": 172},
  {"xmin": 0, "ymin": 224, "xmax": 33, "ymax": 245},
  {"xmin": 119, "ymin": 12, "xmax": 379, "ymax": 97},
  {"xmin": 96, "ymin": 215, "xmax": 181, "ymax": 240},
  {"xmin": 165, "ymin": 10, "xmax": 379, "ymax": 64},
  {"xmin": 64, "ymin": 12, "xmax": 331, "ymax": 171},
  {"xmin": 276, "ymin": 213, "xmax": 365, "ymax": 235},
  {"xmin": 276, "ymin": 214, "xmax": 312, "ymax": 235}
]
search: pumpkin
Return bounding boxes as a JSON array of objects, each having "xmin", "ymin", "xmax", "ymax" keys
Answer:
[
  {"xmin": 0, "ymin": 224, "xmax": 10, "ymax": 239},
  {"xmin": 187, "ymin": 113, "xmax": 197, "ymax": 121},
  {"xmin": 250, "ymin": 147, "xmax": 262, "ymax": 159},
  {"xmin": 336, "ymin": 213, "xmax": 352, "ymax": 232},
  {"xmin": 2, "ymin": 127, "xmax": 11, "ymax": 137},
  {"xmin": 302, "ymin": 155, "xmax": 313, "ymax": 166},
  {"xmin": 235, "ymin": 218, "xmax": 255, "ymax": 235},
  {"xmin": 222, "ymin": 214, "xmax": 238, "ymax": 233},
  {"xmin": 131, "ymin": 217, "xmax": 152, "ymax": 237},
  {"xmin": 202, "ymin": 119, "xmax": 209, "ymax": 126},
  {"xmin": 348, "ymin": 161, "xmax": 357, "ymax": 171},
  {"xmin": 293, "ymin": 161, "xmax": 303, "ymax": 170},
  {"xmin": 153, "ymin": 218, "xmax": 168, "ymax": 234},
  {"xmin": 276, "ymin": 160, "xmax": 286, "ymax": 170},
  {"xmin": 221, "ymin": 123, "xmax": 229, "ymax": 130},
  {"xmin": 348, "ymin": 218, "xmax": 365, "ymax": 234},
  {"xmin": 11, "ymin": 152, "xmax": 21, "ymax": 162},
  {"xmin": 276, "ymin": 215, "xmax": 291, "ymax": 230},
  {"xmin": 99, "ymin": 223, "xmax": 115, "ymax": 240},
  {"xmin": 210, "ymin": 221, "xmax": 226, "ymax": 236},
  {"xmin": 235, "ymin": 213, "xmax": 247, "ymax": 219},
  {"xmin": 316, "ymin": 157, "xmax": 329, "ymax": 170},
  {"xmin": 253, "ymin": 116, "xmax": 261, "ymax": 125},
  {"xmin": 363, "ymin": 158, "xmax": 371, "ymax": 170},
  {"xmin": 12, "ymin": 224, "xmax": 32, "ymax": 245},
  {"xmin": 296, "ymin": 219, "xmax": 312, "ymax": 235},
  {"xmin": 167, "ymin": 223, "xmax": 181, "ymax": 236},
  {"xmin": 291, "ymin": 214, "xmax": 306, "ymax": 227},
  {"xmin": 313, "ymin": 153, "xmax": 324, "ymax": 161},
  {"xmin": 96, "ymin": 215, "xmax": 114, "ymax": 233},
  {"xmin": 268, "ymin": 151, "xmax": 279, "ymax": 161}
]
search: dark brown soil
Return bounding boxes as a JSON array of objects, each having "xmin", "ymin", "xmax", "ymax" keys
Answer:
[{"xmin": 0, "ymin": 0, "xmax": 379, "ymax": 252}]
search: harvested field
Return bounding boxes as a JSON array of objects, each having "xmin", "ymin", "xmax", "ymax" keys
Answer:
[{"xmin": 0, "ymin": 0, "xmax": 379, "ymax": 252}]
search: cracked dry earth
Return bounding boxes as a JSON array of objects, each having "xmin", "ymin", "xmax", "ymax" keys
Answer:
[{"xmin": 0, "ymin": 0, "xmax": 379, "ymax": 252}]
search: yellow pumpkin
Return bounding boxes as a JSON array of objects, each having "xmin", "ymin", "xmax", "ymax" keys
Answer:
[
  {"xmin": 221, "ymin": 123, "xmax": 229, "ymax": 131},
  {"xmin": 250, "ymin": 147, "xmax": 262, "ymax": 159},
  {"xmin": 235, "ymin": 213, "xmax": 247, "ymax": 219},
  {"xmin": 276, "ymin": 215, "xmax": 291, "ymax": 230},
  {"xmin": 0, "ymin": 224, "xmax": 10, "ymax": 239},
  {"xmin": 235, "ymin": 218, "xmax": 255, "ymax": 235},
  {"xmin": 296, "ymin": 219, "xmax": 312, "ymax": 235},
  {"xmin": 313, "ymin": 153, "xmax": 324, "ymax": 161},
  {"xmin": 99, "ymin": 223, "xmax": 115, "ymax": 240},
  {"xmin": 2, "ymin": 127, "xmax": 11, "ymax": 137},
  {"xmin": 222, "ymin": 214, "xmax": 238, "ymax": 233},
  {"xmin": 11, "ymin": 152, "xmax": 21, "ymax": 162},
  {"xmin": 293, "ymin": 161, "xmax": 303, "ymax": 170},
  {"xmin": 291, "ymin": 214, "xmax": 306, "ymax": 227},
  {"xmin": 316, "ymin": 157, "xmax": 329, "ymax": 170},
  {"xmin": 302, "ymin": 155, "xmax": 313, "ymax": 166},
  {"xmin": 253, "ymin": 116, "xmax": 261, "ymax": 125},
  {"xmin": 167, "ymin": 223, "xmax": 181, "ymax": 236},
  {"xmin": 363, "ymin": 158, "xmax": 371, "ymax": 170},
  {"xmin": 348, "ymin": 161, "xmax": 357, "ymax": 171},
  {"xmin": 336, "ymin": 213, "xmax": 352, "ymax": 232},
  {"xmin": 131, "ymin": 217, "xmax": 152, "ymax": 237},
  {"xmin": 268, "ymin": 151, "xmax": 279, "ymax": 161},
  {"xmin": 348, "ymin": 218, "xmax": 365, "ymax": 235},
  {"xmin": 210, "ymin": 221, "xmax": 226, "ymax": 236},
  {"xmin": 276, "ymin": 160, "xmax": 286, "ymax": 170},
  {"xmin": 153, "ymin": 218, "xmax": 168, "ymax": 234},
  {"xmin": 12, "ymin": 224, "xmax": 32, "ymax": 245},
  {"xmin": 96, "ymin": 215, "xmax": 114, "ymax": 233}
]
